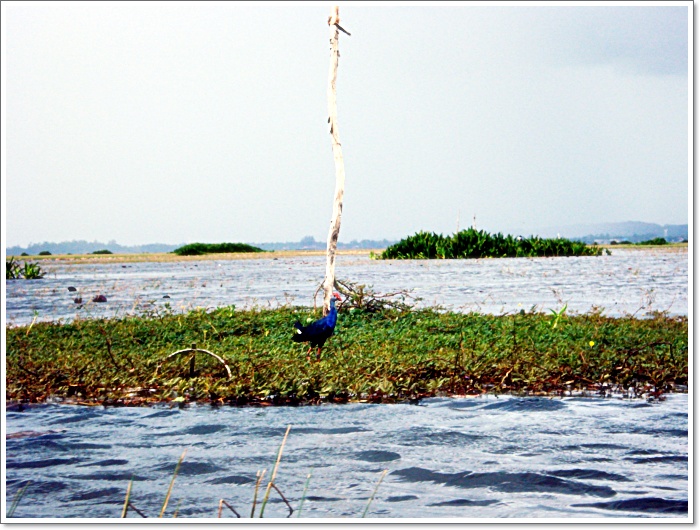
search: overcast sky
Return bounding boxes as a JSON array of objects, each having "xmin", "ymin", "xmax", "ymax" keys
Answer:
[{"xmin": 2, "ymin": 1, "xmax": 690, "ymax": 247}]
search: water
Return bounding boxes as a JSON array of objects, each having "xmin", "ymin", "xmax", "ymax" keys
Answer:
[
  {"xmin": 5, "ymin": 395, "xmax": 688, "ymax": 519},
  {"xmin": 4, "ymin": 247, "xmax": 689, "ymax": 519},
  {"xmin": 5, "ymin": 247, "xmax": 688, "ymax": 326}
]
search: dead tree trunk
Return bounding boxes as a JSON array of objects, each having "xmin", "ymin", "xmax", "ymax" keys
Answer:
[{"xmin": 322, "ymin": 6, "xmax": 350, "ymax": 315}]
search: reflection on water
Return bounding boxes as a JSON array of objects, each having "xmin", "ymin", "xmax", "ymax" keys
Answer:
[
  {"xmin": 5, "ymin": 248, "xmax": 688, "ymax": 326},
  {"xmin": 5, "ymin": 395, "xmax": 687, "ymax": 519}
]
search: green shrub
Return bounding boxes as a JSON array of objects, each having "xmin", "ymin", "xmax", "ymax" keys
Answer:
[
  {"xmin": 380, "ymin": 228, "xmax": 603, "ymax": 259},
  {"xmin": 38, "ymin": 251, "xmax": 52, "ymax": 256},
  {"xmin": 92, "ymin": 249, "xmax": 113, "ymax": 255},
  {"xmin": 172, "ymin": 242, "xmax": 264, "ymax": 256}
]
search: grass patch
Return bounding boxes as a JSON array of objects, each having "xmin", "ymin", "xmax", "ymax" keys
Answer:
[
  {"xmin": 6, "ymin": 306, "xmax": 687, "ymax": 406},
  {"xmin": 172, "ymin": 243, "xmax": 265, "ymax": 256},
  {"xmin": 379, "ymin": 228, "xmax": 604, "ymax": 259}
]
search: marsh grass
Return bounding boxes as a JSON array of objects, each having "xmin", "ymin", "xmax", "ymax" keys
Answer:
[
  {"xmin": 112, "ymin": 426, "xmax": 388, "ymax": 519},
  {"xmin": 5, "ymin": 305, "xmax": 687, "ymax": 406},
  {"xmin": 362, "ymin": 470, "xmax": 389, "ymax": 518},
  {"xmin": 159, "ymin": 449, "xmax": 187, "ymax": 517},
  {"xmin": 6, "ymin": 481, "xmax": 31, "ymax": 518}
]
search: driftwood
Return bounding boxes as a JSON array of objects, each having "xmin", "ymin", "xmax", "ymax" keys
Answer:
[
  {"xmin": 322, "ymin": 5, "xmax": 350, "ymax": 315},
  {"xmin": 155, "ymin": 343, "xmax": 232, "ymax": 379},
  {"xmin": 314, "ymin": 278, "xmax": 420, "ymax": 313}
]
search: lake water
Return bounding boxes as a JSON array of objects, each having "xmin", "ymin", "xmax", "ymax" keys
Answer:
[
  {"xmin": 5, "ymin": 394, "xmax": 689, "ymax": 520},
  {"xmin": 4, "ymin": 247, "xmax": 688, "ymax": 327},
  {"xmin": 4, "ymin": 248, "xmax": 690, "ymax": 520}
]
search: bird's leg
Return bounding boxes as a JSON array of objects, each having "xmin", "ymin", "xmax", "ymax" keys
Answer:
[
  {"xmin": 306, "ymin": 347, "xmax": 312, "ymax": 362},
  {"xmin": 315, "ymin": 347, "xmax": 322, "ymax": 362}
]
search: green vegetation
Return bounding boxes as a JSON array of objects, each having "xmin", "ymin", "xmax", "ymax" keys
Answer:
[
  {"xmin": 6, "ymin": 257, "xmax": 45, "ymax": 280},
  {"xmin": 638, "ymin": 237, "xmax": 668, "ymax": 246},
  {"xmin": 38, "ymin": 251, "xmax": 52, "ymax": 256},
  {"xmin": 172, "ymin": 242, "xmax": 265, "ymax": 256},
  {"xmin": 379, "ymin": 228, "xmax": 604, "ymax": 259},
  {"xmin": 92, "ymin": 249, "xmax": 113, "ymax": 255},
  {"xmin": 6, "ymin": 305, "xmax": 687, "ymax": 406}
]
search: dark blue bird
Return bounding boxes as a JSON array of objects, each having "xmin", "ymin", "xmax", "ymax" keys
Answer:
[{"xmin": 292, "ymin": 292, "xmax": 342, "ymax": 360}]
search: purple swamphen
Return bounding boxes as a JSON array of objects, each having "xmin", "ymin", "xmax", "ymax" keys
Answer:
[{"xmin": 292, "ymin": 292, "xmax": 342, "ymax": 360}]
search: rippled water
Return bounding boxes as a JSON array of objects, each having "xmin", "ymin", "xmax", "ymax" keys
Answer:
[
  {"xmin": 5, "ymin": 248, "xmax": 689, "ymax": 519},
  {"xmin": 5, "ymin": 247, "xmax": 688, "ymax": 326},
  {"xmin": 5, "ymin": 395, "xmax": 688, "ymax": 519}
]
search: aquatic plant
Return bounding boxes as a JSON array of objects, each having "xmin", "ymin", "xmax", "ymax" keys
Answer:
[
  {"xmin": 6, "ymin": 258, "xmax": 45, "ymax": 280},
  {"xmin": 5, "ymin": 305, "xmax": 687, "ymax": 407},
  {"xmin": 172, "ymin": 243, "xmax": 265, "ymax": 256},
  {"xmin": 6, "ymin": 481, "xmax": 31, "ymax": 518},
  {"xmin": 379, "ymin": 228, "xmax": 604, "ymax": 259},
  {"xmin": 6, "ymin": 257, "xmax": 21, "ymax": 279},
  {"xmin": 113, "ymin": 425, "xmax": 389, "ymax": 519},
  {"xmin": 159, "ymin": 449, "xmax": 186, "ymax": 517}
]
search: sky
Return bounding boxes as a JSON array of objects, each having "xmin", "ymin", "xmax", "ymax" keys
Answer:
[{"xmin": 2, "ymin": 1, "xmax": 691, "ymax": 247}]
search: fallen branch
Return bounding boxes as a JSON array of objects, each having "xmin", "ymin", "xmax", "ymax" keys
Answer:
[
  {"xmin": 321, "ymin": 278, "xmax": 419, "ymax": 313},
  {"xmin": 155, "ymin": 343, "xmax": 232, "ymax": 379}
]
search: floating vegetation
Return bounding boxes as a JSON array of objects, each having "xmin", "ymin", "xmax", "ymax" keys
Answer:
[
  {"xmin": 5, "ymin": 305, "xmax": 687, "ymax": 406},
  {"xmin": 172, "ymin": 243, "xmax": 265, "ymax": 256},
  {"xmin": 379, "ymin": 228, "xmax": 605, "ymax": 259}
]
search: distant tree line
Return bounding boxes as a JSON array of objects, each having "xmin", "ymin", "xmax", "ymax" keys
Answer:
[{"xmin": 6, "ymin": 237, "xmax": 397, "ymax": 256}]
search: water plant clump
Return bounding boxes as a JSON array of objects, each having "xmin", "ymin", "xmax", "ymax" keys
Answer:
[
  {"xmin": 5, "ymin": 306, "xmax": 687, "ymax": 406},
  {"xmin": 172, "ymin": 242, "xmax": 265, "ymax": 256},
  {"xmin": 6, "ymin": 257, "xmax": 45, "ymax": 280},
  {"xmin": 379, "ymin": 228, "xmax": 604, "ymax": 259}
]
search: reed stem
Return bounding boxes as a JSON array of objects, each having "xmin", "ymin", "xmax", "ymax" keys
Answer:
[
  {"xmin": 362, "ymin": 469, "xmax": 388, "ymax": 518},
  {"xmin": 7, "ymin": 481, "xmax": 31, "ymax": 518},
  {"xmin": 259, "ymin": 424, "xmax": 291, "ymax": 517},
  {"xmin": 250, "ymin": 469, "xmax": 266, "ymax": 517},
  {"xmin": 296, "ymin": 469, "xmax": 313, "ymax": 517},
  {"xmin": 159, "ymin": 449, "xmax": 186, "ymax": 518},
  {"xmin": 121, "ymin": 477, "xmax": 133, "ymax": 518}
]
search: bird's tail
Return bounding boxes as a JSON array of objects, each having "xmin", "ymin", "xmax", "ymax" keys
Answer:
[{"xmin": 292, "ymin": 321, "xmax": 305, "ymax": 342}]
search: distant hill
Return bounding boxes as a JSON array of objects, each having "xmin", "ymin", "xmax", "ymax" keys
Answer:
[
  {"xmin": 534, "ymin": 222, "xmax": 688, "ymax": 243},
  {"xmin": 6, "ymin": 237, "xmax": 396, "ymax": 256}
]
